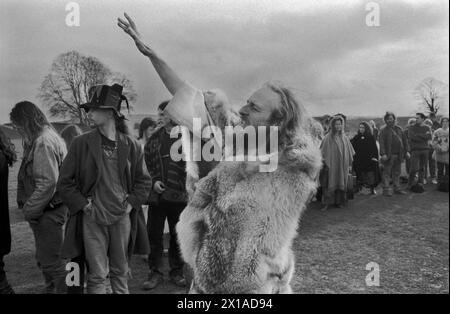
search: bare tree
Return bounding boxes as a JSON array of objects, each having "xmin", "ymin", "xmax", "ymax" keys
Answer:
[
  {"xmin": 415, "ymin": 77, "xmax": 448, "ymax": 115},
  {"xmin": 38, "ymin": 50, "xmax": 137, "ymax": 124}
]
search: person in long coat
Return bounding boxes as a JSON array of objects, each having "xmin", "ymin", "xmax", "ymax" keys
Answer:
[
  {"xmin": 0, "ymin": 128, "xmax": 17, "ymax": 294},
  {"xmin": 351, "ymin": 122, "xmax": 380, "ymax": 194},
  {"xmin": 320, "ymin": 116, "xmax": 355, "ymax": 210}
]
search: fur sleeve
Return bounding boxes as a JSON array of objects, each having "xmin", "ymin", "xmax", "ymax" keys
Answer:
[{"xmin": 176, "ymin": 171, "xmax": 217, "ymax": 268}]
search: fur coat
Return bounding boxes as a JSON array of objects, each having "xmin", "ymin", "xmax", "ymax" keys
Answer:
[{"xmin": 176, "ymin": 136, "xmax": 322, "ymax": 294}]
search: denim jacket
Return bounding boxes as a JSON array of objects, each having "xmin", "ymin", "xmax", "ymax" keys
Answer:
[{"xmin": 17, "ymin": 126, "xmax": 67, "ymax": 222}]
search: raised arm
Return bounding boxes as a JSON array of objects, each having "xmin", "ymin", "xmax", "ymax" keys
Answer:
[{"xmin": 117, "ymin": 13, "xmax": 184, "ymax": 95}]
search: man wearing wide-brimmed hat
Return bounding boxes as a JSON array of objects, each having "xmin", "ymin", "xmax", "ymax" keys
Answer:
[{"xmin": 58, "ymin": 84, "xmax": 151, "ymax": 294}]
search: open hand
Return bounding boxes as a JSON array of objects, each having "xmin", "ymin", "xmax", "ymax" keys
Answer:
[
  {"xmin": 118, "ymin": 13, "xmax": 141, "ymax": 40},
  {"xmin": 117, "ymin": 13, "xmax": 150, "ymax": 56}
]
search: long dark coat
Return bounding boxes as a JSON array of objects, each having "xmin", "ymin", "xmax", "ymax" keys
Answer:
[
  {"xmin": 57, "ymin": 129, "xmax": 151, "ymax": 260},
  {"xmin": 350, "ymin": 133, "xmax": 381, "ymax": 185}
]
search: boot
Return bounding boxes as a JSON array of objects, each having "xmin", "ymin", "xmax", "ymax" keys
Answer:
[
  {"xmin": 142, "ymin": 270, "xmax": 163, "ymax": 290},
  {"xmin": 169, "ymin": 269, "xmax": 187, "ymax": 287}
]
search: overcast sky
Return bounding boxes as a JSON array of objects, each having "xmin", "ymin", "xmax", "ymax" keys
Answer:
[{"xmin": 0, "ymin": 0, "xmax": 448, "ymax": 123}]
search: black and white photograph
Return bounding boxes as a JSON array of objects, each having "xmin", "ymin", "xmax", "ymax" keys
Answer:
[{"xmin": 0, "ymin": 0, "xmax": 448, "ymax": 300}]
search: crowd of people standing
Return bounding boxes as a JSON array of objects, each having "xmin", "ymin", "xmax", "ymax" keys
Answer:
[
  {"xmin": 313, "ymin": 111, "xmax": 449, "ymax": 213},
  {"xmin": 2, "ymin": 97, "xmax": 447, "ymax": 294},
  {"xmin": 0, "ymin": 12, "xmax": 448, "ymax": 295}
]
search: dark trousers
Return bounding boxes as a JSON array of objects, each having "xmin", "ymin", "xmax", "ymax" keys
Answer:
[
  {"xmin": 437, "ymin": 162, "xmax": 449, "ymax": 183},
  {"xmin": 429, "ymin": 150, "xmax": 436, "ymax": 178},
  {"xmin": 30, "ymin": 207, "xmax": 68, "ymax": 294},
  {"xmin": 409, "ymin": 150, "xmax": 429, "ymax": 186},
  {"xmin": 382, "ymin": 154, "xmax": 402, "ymax": 191},
  {"xmin": 356, "ymin": 171, "xmax": 376, "ymax": 189},
  {"xmin": 147, "ymin": 201, "xmax": 185, "ymax": 276},
  {"xmin": 405, "ymin": 157, "xmax": 411, "ymax": 174}
]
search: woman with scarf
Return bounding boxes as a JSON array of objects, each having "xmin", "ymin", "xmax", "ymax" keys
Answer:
[
  {"xmin": 351, "ymin": 122, "xmax": 380, "ymax": 195},
  {"xmin": 320, "ymin": 116, "xmax": 355, "ymax": 210}
]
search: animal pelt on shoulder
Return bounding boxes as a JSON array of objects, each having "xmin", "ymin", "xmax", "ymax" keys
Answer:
[{"xmin": 176, "ymin": 135, "xmax": 322, "ymax": 294}]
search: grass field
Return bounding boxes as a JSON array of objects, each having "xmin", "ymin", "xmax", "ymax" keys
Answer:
[
  {"xmin": 4, "ymin": 181, "xmax": 449, "ymax": 294},
  {"xmin": 2, "ymin": 120, "xmax": 449, "ymax": 294}
]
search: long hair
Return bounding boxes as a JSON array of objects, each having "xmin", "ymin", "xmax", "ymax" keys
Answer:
[
  {"xmin": 311, "ymin": 120, "xmax": 324, "ymax": 139},
  {"xmin": 138, "ymin": 117, "xmax": 157, "ymax": 140},
  {"xmin": 359, "ymin": 121, "xmax": 373, "ymax": 136},
  {"xmin": 329, "ymin": 115, "xmax": 345, "ymax": 136},
  {"xmin": 10, "ymin": 101, "xmax": 53, "ymax": 142},
  {"xmin": 61, "ymin": 124, "xmax": 83, "ymax": 149},
  {"xmin": 265, "ymin": 82, "xmax": 309, "ymax": 150},
  {"xmin": 0, "ymin": 127, "xmax": 17, "ymax": 166},
  {"xmin": 115, "ymin": 114, "xmax": 131, "ymax": 136}
]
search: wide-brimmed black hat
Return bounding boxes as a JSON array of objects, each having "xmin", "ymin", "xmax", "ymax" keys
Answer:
[{"xmin": 80, "ymin": 84, "xmax": 129, "ymax": 117}]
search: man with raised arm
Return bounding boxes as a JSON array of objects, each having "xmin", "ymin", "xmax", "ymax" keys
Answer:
[
  {"xmin": 118, "ymin": 14, "xmax": 322, "ymax": 293},
  {"xmin": 118, "ymin": 13, "xmax": 239, "ymax": 190}
]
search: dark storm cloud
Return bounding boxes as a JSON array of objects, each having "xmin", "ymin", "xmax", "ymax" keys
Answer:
[{"xmin": 0, "ymin": 0, "xmax": 448, "ymax": 122}]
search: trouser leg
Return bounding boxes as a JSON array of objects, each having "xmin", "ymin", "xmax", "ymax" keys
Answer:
[
  {"xmin": 429, "ymin": 150, "xmax": 436, "ymax": 178},
  {"xmin": 437, "ymin": 162, "xmax": 444, "ymax": 183},
  {"xmin": 405, "ymin": 157, "xmax": 411, "ymax": 175},
  {"xmin": 382, "ymin": 159, "xmax": 393, "ymax": 189},
  {"xmin": 420, "ymin": 150, "xmax": 429, "ymax": 183},
  {"xmin": 108, "ymin": 214, "xmax": 131, "ymax": 294},
  {"xmin": 31, "ymin": 207, "xmax": 68, "ymax": 294},
  {"xmin": 392, "ymin": 156, "xmax": 402, "ymax": 190},
  {"xmin": 409, "ymin": 151, "xmax": 421, "ymax": 186},
  {"xmin": 83, "ymin": 213, "xmax": 109, "ymax": 294},
  {"xmin": 147, "ymin": 204, "xmax": 166, "ymax": 273},
  {"xmin": 166, "ymin": 202, "xmax": 185, "ymax": 276},
  {"xmin": 382, "ymin": 157, "xmax": 395, "ymax": 194}
]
